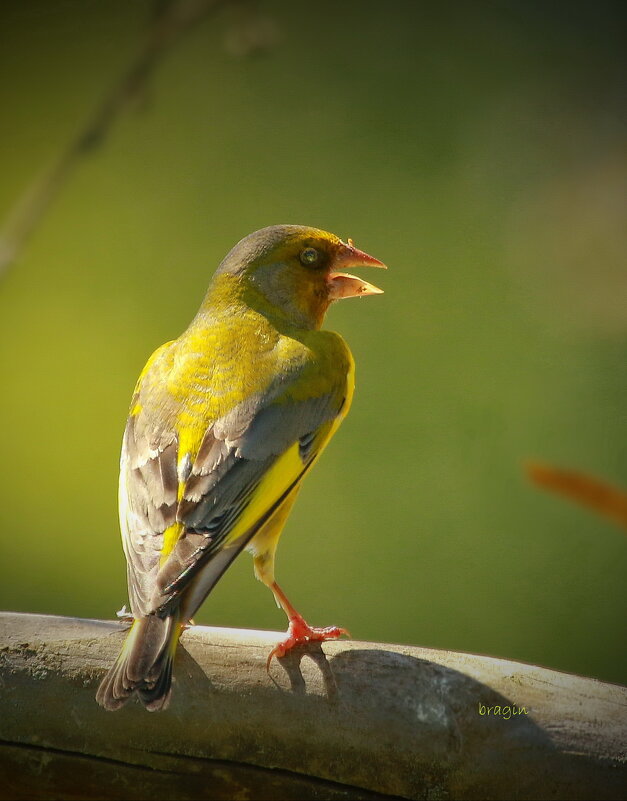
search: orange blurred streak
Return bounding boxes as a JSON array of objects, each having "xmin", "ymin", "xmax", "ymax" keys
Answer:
[{"xmin": 526, "ymin": 462, "xmax": 627, "ymax": 532}]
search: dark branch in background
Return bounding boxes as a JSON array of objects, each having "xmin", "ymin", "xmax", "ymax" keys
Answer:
[{"xmin": 0, "ymin": 0, "xmax": 279, "ymax": 278}]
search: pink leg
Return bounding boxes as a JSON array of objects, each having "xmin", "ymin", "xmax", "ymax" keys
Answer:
[{"xmin": 267, "ymin": 582, "xmax": 349, "ymax": 669}]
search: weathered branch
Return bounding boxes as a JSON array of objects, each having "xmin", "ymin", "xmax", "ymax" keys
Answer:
[{"xmin": 0, "ymin": 612, "xmax": 625, "ymax": 800}]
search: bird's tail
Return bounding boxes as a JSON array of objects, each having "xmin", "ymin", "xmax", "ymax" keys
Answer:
[{"xmin": 96, "ymin": 611, "xmax": 181, "ymax": 712}]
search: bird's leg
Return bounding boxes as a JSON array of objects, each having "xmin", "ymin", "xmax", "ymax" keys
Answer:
[{"xmin": 266, "ymin": 581, "xmax": 349, "ymax": 669}]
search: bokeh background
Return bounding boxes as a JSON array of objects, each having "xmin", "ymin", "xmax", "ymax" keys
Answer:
[{"xmin": 1, "ymin": 0, "xmax": 625, "ymax": 685}]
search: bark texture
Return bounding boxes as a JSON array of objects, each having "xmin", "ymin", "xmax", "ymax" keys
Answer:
[{"xmin": 0, "ymin": 612, "xmax": 625, "ymax": 800}]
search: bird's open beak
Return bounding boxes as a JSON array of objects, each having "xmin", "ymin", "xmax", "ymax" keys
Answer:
[{"xmin": 328, "ymin": 239, "xmax": 387, "ymax": 301}]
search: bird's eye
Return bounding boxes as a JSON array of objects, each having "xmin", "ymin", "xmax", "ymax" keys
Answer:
[{"xmin": 299, "ymin": 247, "xmax": 319, "ymax": 266}]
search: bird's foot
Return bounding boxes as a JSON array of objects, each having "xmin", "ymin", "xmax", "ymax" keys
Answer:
[{"xmin": 266, "ymin": 615, "xmax": 349, "ymax": 670}]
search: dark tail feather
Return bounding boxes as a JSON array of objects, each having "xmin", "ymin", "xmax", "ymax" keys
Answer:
[{"xmin": 96, "ymin": 612, "xmax": 180, "ymax": 712}]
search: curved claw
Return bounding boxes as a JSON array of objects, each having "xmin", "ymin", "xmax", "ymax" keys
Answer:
[{"xmin": 266, "ymin": 619, "xmax": 350, "ymax": 671}]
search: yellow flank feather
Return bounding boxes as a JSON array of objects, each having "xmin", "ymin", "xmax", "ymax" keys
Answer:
[{"xmin": 160, "ymin": 523, "xmax": 183, "ymax": 566}]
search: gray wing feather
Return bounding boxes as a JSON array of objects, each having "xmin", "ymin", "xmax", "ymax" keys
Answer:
[
  {"xmin": 233, "ymin": 394, "xmax": 340, "ymax": 460},
  {"xmin": 119, "ymin": 418, "xmax": 178, "ymax": 615},
  {"xmin": 122, "ymin": 383, "xmax": 345, "ymax": 617}
]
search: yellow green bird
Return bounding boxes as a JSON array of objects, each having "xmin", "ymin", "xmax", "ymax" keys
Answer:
[{"xmin": 96, "ymin": 224, "xmax": 385, "ymax": 711}]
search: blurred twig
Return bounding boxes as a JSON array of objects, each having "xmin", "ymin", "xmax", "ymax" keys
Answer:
[
  {"xmin": 0, "ymin": 0, "xmax": 277, "ymax": 278},
  {"xmin": 526, "ymin": 461, "xmax": 627, "ymax": 532}
]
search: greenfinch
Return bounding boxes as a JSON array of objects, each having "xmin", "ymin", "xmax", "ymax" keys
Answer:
[{"xmin": 96, "ymin": 224, "xmax": 385, "ymax": 711}]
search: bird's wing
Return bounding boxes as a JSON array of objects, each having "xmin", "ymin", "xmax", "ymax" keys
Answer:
[
  {"xmin": 120, "ymin": 339, "xmax": 352, "ymax": 618},
  {"xmin": 118, "ymin": 341, "xmax": 180, "ymax": 616}
]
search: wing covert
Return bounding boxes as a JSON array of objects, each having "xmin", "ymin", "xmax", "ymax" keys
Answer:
[{"xmin": 150, "ymin": 389, "xmax": 343, "ymax": 612}]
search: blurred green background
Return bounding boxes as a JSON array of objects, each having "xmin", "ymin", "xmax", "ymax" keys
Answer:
[{"xmin": 1, "ymin": 0, "xmax": 625, "ymax": 685}]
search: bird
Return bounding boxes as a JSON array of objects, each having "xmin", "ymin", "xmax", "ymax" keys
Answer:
[{"xmin": 96, "ymin": 224, "xmax": 386, "ymax": 711}]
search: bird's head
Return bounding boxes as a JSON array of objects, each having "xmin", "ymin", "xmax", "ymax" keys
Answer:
[{"xmin": 214, "ymin": 225, "xmax": 386, "ymax": 329}]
